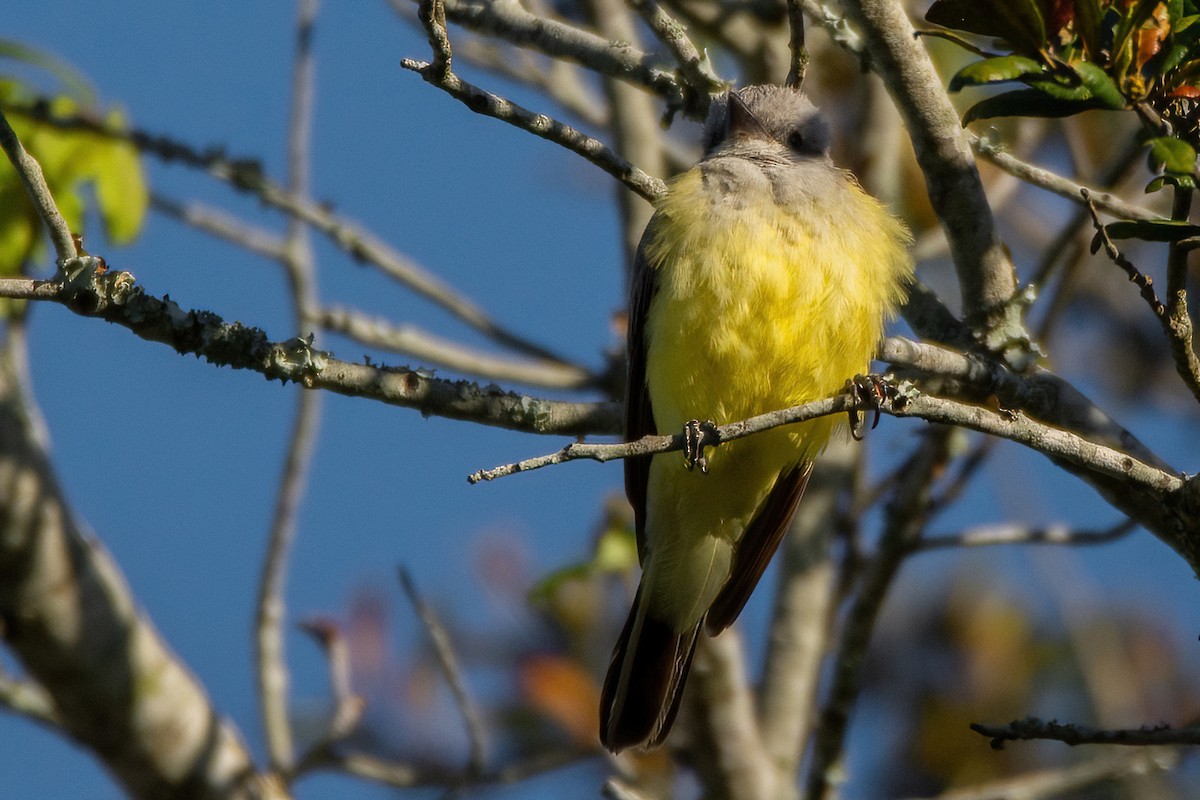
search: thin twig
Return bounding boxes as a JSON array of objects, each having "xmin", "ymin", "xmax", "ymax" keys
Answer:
[
  {"xmin": 400, "ymin": 60, "xmax": 665, "ymax": 205},
  {"xmin": 628, "ymin": 0, "xmax": 724, "ymax": 100},
  {"xmin": 471, "ymin": 371, "xmax": 1180, "ymax": 497},
  {"xmin": 1082, "ymin": 192, "xmax": 1166, "ymax": 316},
  {"xmin": 468, "ymin": 394, "xmax": 854, "ymax": 483},
  {"xmin": 302, "ymin": 745, "xmax": 591, "ymax": 789},
  {"xmin": 319, "ymin": 306, "xmax": 597, "ymax": 390},
  {"xmin": 0, "ymin": 108, "xmax": 77, "ymax": 264},
  {"xmin": 918, "ymin": 519, "xmax": 1137, "ymax": 550},
  {"xmin": 972, "ymin": 717, "xmax": 1200, "ymax": 748},
  {"xmin": 393, "ymin": 0, "xmax": 693, "ymax": 114},
  {"xmin": 785, "ymin": 0, "xmax": 808, "ymax": 88},
  {"xmin": 1030, "ymin": 131, "xmax": 1146, "ymax": 292},
  {"xmin": 798, "ymin": 0, "xmax": 865, "ymax": 57},
  {"xmin": 256, "ymin": 0, "xmax": 323, "ymax": 775},
  {"xmin": 151, "ymin": 194, "xmax": 288, "ymax": 262},
  {"xmin": 398, "ymin": 567, "xmax": 489, "ymax": 777},
  {"xmin": 972, "ymin": 133, "xmax": 1158, "ymax": 223},
  {"xmin": 445, "ymin": 35, "xmax": 609, "ymax": 128},
  {"xmin": 290, "ymin": 617, "xmax": 366, "ymax": 776},
  {"xmin": 402, "ymin": 0, "xmax": 666, "ymax": 204}
]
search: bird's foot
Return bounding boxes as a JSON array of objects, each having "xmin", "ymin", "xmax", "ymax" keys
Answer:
[
  {"xmin": 846, "ymin": 374, "xmax": 894, "ymax": 441},
  {"xmin": 682, "ymin": 419, "xmax": 719, "ymax": 474}
]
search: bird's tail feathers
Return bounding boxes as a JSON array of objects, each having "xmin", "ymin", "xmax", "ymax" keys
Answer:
[{"xmin": 599, "ymin": 585, "xmax": 701, "ymax": 752}]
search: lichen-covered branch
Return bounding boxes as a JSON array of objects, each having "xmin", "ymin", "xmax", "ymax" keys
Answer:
[
  {"xmin": 838, "ymin": 0, "xmax": 1018, "ymax": 332},
  {"xmin": 0, "ymin": 271, "xmax": 619, "ymax": 437}
]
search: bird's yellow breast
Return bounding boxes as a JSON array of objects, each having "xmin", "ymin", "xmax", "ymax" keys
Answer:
[
  {"xmin": 643, "ymin": 165, "xmax": 909, "ymax": 452},
  {"xmin": 638, "ymin": 162, "xmax": 911, "ymax": 627}
]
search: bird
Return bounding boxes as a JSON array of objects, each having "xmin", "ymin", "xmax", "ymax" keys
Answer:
[{"xmin": 599, "ymin": 84, "xmax": 914, "ymax": 753}]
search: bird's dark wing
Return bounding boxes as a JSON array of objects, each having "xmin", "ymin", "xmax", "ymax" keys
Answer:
[
  {"xmin": 625, "ymin": 223, "xmax": 660, "ymax": 559},
  {"xmin": 705, "ymin": 461, "xmax": 814, "ymax": 634}
]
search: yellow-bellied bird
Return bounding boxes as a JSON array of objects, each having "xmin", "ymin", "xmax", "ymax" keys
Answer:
[{"xmin": 600, "ymin": 84, "xmax": 914, "ymax": 752}]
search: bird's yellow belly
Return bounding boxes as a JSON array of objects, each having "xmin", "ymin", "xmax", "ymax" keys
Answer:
[{"xmin": 640, "ymin": 188, "xmax": 887, "ymax": 627}]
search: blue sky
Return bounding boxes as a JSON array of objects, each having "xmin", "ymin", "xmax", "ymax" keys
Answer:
[{"xmin": 4, "ymin": 4, "xmax": 1200, "ymax": 799}]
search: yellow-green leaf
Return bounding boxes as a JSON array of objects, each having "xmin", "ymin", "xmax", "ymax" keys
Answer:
[
  {"xmin": 949, "ymin": 56, "xmax": 1044, "ymax": 92},
  {"xmin": 1147, "ymin": 135, "xmax": 1197, "ymax": 174},
  {"xmin": 91, "ymin": 110, "xmax": 147, "ymax": 244}
]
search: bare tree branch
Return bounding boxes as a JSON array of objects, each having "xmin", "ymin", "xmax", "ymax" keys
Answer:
[
  {"xmin": 918, "ymin": 519, "xmax": 1137, "ymax": 551},
  {"xmin": 394, "ymin": 0, "xmax": 691, "ymax": 113},
  {"xmin": 758, "ymin": 438, "xmax": 847, "ymax": 789},
  {"xmin": 690, "ymin": 630, "xmax": 776, "ymax": 800},
  {"xmin": 0, "ymin": 108, "xmax": 76, "ymax": 265},
  {"xmin": 290, "ymin": 618, "xmax": 366, "ymax": 778},
  {"xmin": 151, "ymin": 194, "xmax": 289, "ymax": 262},
  {"xmin": 971, "ymin": 133, "xmax": 1158, "ymax": 223},
  {"xmin": 1164, "ymin": 187, "xmax": 1200, "ymax": 404},
  {"xmin": 785, "ymin": 0, "xmax": 808, "ymax": 88},
  {"xmin": 0, "ymin": 340, "xmax": 281, "ymax": 800},
  {"xmin": 319, "ymin": 306, "xmax": 598, "ymax": 390},
  {"xmin": 805, "ymin": 429, "xmax": 946, "ymax": 800},
  {"xmin": 257, "ymin": 0, "xmax": 323, "ymax": 775},
  {"xmin": 3, "ymin": 100, "xmax": 570, "ymax": 366},
  {"xmin": 0, "ymin": 273, "xmax": 618, "ymax": 436},
  {"xmin": 1083, "ymin": 192, "xmax": 1166, "ymax": 317},
  {"xmin": 628, "ymin": 0, "xmax": 724, "ymax": 99},
  {"xmin": 399, "ymin": 567, "xmax": 489, "ymax": 777},
  {"xmin": 401, "ymin": 0, "xmax": 667, "ymax": 204},
  {"xmin": 839, "ymin": 0, "xmax": 1018, "ymax": 332},
  {"xmin": 972, "ymin": 717, "xmax": 1200, "ymax": 748}
]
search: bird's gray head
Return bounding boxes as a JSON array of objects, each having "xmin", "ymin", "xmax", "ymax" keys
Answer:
[{"xmin": 703, "ymin": 85, "xmax": 832, "ymax": 160}]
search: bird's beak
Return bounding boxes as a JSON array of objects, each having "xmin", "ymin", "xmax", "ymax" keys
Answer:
[{"xmin": 727, "ymin": 91, "xmax": 771, "ymax": 142}]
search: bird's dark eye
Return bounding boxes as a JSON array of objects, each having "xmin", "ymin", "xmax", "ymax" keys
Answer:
[{"xmin": 787, "ymin": 130, "xmax": 815, "ymax": 154}]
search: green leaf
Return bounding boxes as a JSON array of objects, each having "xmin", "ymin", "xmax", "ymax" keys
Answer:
[
  {"xmin": 1105, "ymin": 219, "xmax": 1200, "ymax": 240},
  {"xmin": 1072, "ymin": 62, "xmax": 1126, "ymax": 108},
  {"xmin": 0, "ymin": 92, "xmax": 148, "ymax": 258},
  {"xmin": 1147, "ymin": 136, "xmax": 1198, "ymax": 173},
  {"xmin": 1026, "ymin": 76, "xmax": 1095, "ymax": 101},
  {"xmin": 1073, "ymin": 0, "xmax": 1105, "ymax": 59},
  {"xmin": 90, "ymin": 110, "xmax": 147, "ymax": 244},
  {"xmin": 1146, "ymin": 173, "xmax": 1198, "ymax": 192},
  {"xmin": 949, "ymin": 56, "xmax": 1045, "ymax": 91},
  {"xmin": 0, "ymin": 179, "xmax": 40, "ymax": 275},
  {"xmin": 926, "ymin": 0, "xmax": 1048, "ymax": 55},
  {"xmin": 962, "ymin": 89, "xmax": 1108, "ymax": 123},
  {"xmin": 1176, "ymin": 14, "xmax": 1200, "ymax": 33}
]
